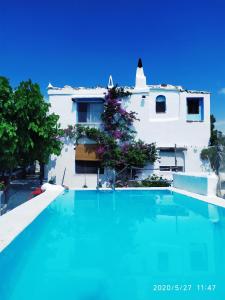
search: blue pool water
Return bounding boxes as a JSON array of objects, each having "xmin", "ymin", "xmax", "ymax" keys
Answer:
[{"xmin": 0, "ymin": 190, "xmax": 225, "ymax": 300}]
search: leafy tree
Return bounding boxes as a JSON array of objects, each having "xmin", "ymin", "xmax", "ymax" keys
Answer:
[
  {"xmin": 0, "ymin": 77, "xmax": 17, "ymax": 175},
  {"xmin": 13, "ymin": 80, "xmax": 63, "ymax": 182},
  {"xmin": 210, "ymin": 114, "xmax": 217, "ymax": 146},
  {"xmin": 201, "ymin": 114, "xmax": 225, "ymax": 173},
  {"xmin": 0, "ymin": 77, "xmax": 63, "ymax": 183},
  {"xmin": 209, "ymin": 114, "xmax": 225, "ymax": 146}
]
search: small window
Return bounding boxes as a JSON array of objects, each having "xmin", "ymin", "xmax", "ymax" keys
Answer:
[
  {"xmin": 156, "ymin": 95, "xmax": 166, "ymax": 113},
  {"xmin": 75, "ymin": 161, "xmax": 104, "ymax": 174},
  {"xmin": 187, "ymin": 98, "xmax": 199, "ymax": 114},
  {"xmin": 186, "ymin": 98, "xmax": 204, "ymax": 122}
]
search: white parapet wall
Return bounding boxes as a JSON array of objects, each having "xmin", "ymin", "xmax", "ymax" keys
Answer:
[
  {"xmin": 0, "ymin": 184, "xmax": 64, "ymax": 252},
  {"xmin": 173, "ymin": 172, "xmax": 218, "ymax": 196}
]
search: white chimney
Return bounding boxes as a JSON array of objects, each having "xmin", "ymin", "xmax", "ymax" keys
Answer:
[{"xmin": 135, "ymin": 58, "xmax": 148, "ymax": 90}]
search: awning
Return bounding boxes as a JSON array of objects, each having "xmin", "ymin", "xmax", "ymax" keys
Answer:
[
  {"xmin": 158, "ymin": 146, "xmax": 187, "ymax": 151},
  {"xmin": 72, "ymin": 97, "xmax": 104, "ymax": 103},
  {"xmin": 75, "ymin": 144, "xmax": 101, "ymax": 161}
]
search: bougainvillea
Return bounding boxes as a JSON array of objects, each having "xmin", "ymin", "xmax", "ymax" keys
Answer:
[
  {"xmin": 64, "ymin": 86, "xmax": 158, "ymax": 170},
  {"xmin": 101, "ymin": 87, "xmax": 139, "ymax": 142}
]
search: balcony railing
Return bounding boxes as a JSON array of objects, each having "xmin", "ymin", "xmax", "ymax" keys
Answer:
[{"xmin": 77, "ymin": 122, "xmax": 103, "ymax": 129}]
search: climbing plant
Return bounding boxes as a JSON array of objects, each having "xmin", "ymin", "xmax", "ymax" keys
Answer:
[{"xmin": 64, "ymin": 86, "xmax": 158, "ymax": 170}]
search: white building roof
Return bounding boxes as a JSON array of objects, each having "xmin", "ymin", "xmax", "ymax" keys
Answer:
[{"xmin": 47, "ymin": 83, "xmax": 210, "ymax": 95}]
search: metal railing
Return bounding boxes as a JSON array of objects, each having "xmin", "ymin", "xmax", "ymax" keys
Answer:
[
  {"xmin": 96, "ymin": 165, "xmax": 175, "ymax": 190},
  {"xmin": 77, "ymin": 123, "xmax": 102, "ymax": 129}
]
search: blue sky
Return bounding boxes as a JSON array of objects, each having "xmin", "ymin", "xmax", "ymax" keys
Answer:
[{"xmin": 1, "ymin": 0, "xmax": 225, "ymax": 131}]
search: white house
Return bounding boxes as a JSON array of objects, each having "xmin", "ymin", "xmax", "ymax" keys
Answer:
[{"xmin": 47, "ymin": 59, "xmax": 210, "ymax": 188}]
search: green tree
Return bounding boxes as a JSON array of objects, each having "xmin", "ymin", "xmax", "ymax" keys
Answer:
[
  {"xmin": 0, "ymin": 77, "xmax": 63, "ymax": 183},
  {"xmin": 210, "ymin": 114, "xmax": 219, "ymax": 146},
  {"xmin": 0, "ymin": 77, "xmax": 17, "ymax": 175},
  {"xmin": 14, "ymin": 80, "xmax": 63, "ymax": 182},
  {"xmin": 201, "ymin": 114, "xmax": 225, "ymax": 172},
  {"xmin": 209, "ymin": 114, "xmax": 225, "ymax": 146}
]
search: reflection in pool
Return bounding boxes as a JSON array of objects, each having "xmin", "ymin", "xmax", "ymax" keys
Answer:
[{"xmin": 0, "ymin": 190, "xmax": 225, "ymax": 300}]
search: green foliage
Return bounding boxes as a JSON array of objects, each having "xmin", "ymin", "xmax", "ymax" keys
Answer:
[
  {"xmin": 200, "ymin": 147, "xmax": 216, "ymax": 161},
  {"xmin": 122, "ymin": 140, "xmax": 157, "ymax": 168},
  {"xmin": 107, "ymin": 85, "xmax": 131, "ymax": 99},
  {"xmin": 117, "ymin": 174, "xmax": 170, "ymax": 188},
  {"xmin": 210, "ymin": 114, "xmax": 218, "ymax": 146},
  {"xmin": 141, "ymin": 174, "xmax": 170, "ymax": 187},
  {"xmin": 0, "ymin": 77, "xmax": 63, "ymax": 177},
  {"xmin": 0, "ymin": 181, "xmax": 5, "ymax": 191},
  {"xmin": 201, "ymin": 114, "xmax": 225, "ymax": 172},
  {"xmin": 0, "ymin": 77, "xmax": 18, "ymax": 171},
  {"xmin": 209, "ymin": 114, "xmax": 225, "ymax": 146},
  {"xmin": 200, "ymin": 146, "xmax": 225, "ymax": 173},
  {"xmin": 101, "ymin": 87, "xmax": 138, "ymax": 141},
  {"xmin": 14, "ymin": 80, "xmax": 63, "ymax": 166}
]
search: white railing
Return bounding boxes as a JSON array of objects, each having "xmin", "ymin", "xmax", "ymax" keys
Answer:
[{"xmin": 77, "ymin": 122, "xmax": 103, "ymax": 129}]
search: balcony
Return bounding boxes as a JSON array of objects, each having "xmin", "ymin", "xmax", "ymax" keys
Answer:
[{"xmin": 77, "ymin": 122, "xmax": 103, "ymax": 129}]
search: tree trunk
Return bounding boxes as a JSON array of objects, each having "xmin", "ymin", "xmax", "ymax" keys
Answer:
[
  {"xmin": 22, "ymin": 166, "xmax": 27, "ymax": 179},
  {"xmin": 39, "ymin": 162, "xmax": 45, "ymax": 185}
]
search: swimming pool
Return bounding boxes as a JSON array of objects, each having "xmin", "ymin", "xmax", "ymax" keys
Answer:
[{"xmin": 0, "ymin": 189, "xmax": 225, "ymax": 300}]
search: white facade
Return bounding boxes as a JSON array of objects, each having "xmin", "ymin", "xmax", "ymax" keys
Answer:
[{"xmin": 47, "ymin": 60, "xmax": 210, "ymax": 188}]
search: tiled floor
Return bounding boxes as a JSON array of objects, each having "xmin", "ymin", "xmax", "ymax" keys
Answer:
[{"xmin": 1, "ymin": 178, "xmax": 40, "ymax": 215}]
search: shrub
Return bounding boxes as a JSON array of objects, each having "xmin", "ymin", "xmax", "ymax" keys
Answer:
[
  {"xmin": 141, "ymin": 174, "xmax": 170, "ymax": 187},
  {"xmin": 0, "ymin": 181, "xmax": 5, "ymax": 191},
  {"xmin": 123, "ymin": 174, "xmax": 170, "ymax": 188}
]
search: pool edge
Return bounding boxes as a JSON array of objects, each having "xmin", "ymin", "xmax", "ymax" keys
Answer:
[{"xmin": 0, "ymin": 186, "xmax": 63, "ymax": 253}]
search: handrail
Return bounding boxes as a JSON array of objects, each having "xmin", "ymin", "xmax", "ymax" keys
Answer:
[
  {"xmin": 96, "ymin": 168, "xmax": 100, "ymax": 190},
  {"xmin": 116, "ymin": 165, "xmax": 129, "ymax": 176},
  {"xmin": 112, "ymin": 165, "xmax": 130, "ymax": 190},
  {"xmin": 61, "ymin": 167, "xmax": 66, "ymax": 185},
  {"xmin": 97, "ymin": 165, "xmax": 181, "ymax": 191}
]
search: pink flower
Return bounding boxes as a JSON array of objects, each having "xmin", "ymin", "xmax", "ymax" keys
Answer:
[
  {"xmin": 119, "ymin": 108, "xmax": 126, "ymax": 115},
  {"xmin": 96, "ymin": 146, "xmax": 105, "ymax": 155},
  {"xmin": 113, "ymin": 130, "xmax": 122, "ymax": 139},
  {"xmin": 122, "ymin": 143, "xmax": 129, "ymax": 152}
]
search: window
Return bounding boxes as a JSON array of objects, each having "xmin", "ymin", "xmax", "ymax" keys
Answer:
[
  {"xmin": 77, "ymin": 102, "xmax": 103, "ymax": 123},
  {"xmin": 160, "ymin": 166, "xmax": 183, "ymax": 172},
  {"xmin": 187, "ymin": 98, "xmax": 204, "ymax": 121},
  {"xmin": 187, "ymin": 98, "xmax": 199, "ymax": 114},
  {"xmin": 75, "ymin": 161, "xmax": 104, "ymax": 174},
  {"xmin": 77, "ymin": 103, "xmax": 88, "ymax": 122},
  {"xmin": 156, "ymin": 95, "xmax": 166, "ymax": 113}
]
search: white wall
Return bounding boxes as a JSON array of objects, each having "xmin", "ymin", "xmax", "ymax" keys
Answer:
[
  {"xmin": 48, "ymin": 86, "xmax": 106, "ymax": 128},
  {"xmin": 124, "ymin": 90, "xmax": 210, "ymax": 148},
  {"xmin": 47, "ymin": 84, "xmax": 211, "ymax": 187},
  {"xmin": 173, "ymin": 172, "xmax": 217, "ymax": 196}
]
